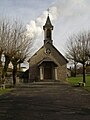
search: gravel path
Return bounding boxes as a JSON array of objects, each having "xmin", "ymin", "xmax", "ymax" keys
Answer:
[{"xmin": 0, "ymin": 82, "xmax": 90, "ymax": 120}]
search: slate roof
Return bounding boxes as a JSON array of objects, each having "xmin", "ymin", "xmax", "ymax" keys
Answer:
[{"xmin": 43, "ymin": 15, "xmax": 53, "ymax": 30}]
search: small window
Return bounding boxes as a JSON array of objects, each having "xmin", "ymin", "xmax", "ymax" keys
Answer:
[{"xmin": 46, "ymin": 29, "xmax": 51, "ymax": 39}]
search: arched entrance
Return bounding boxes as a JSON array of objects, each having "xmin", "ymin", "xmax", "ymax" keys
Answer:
[
  {"xmin": 44, "ymin": 64, "xmax": 52, "ymax": 79},
  {"xmin": 38, "ymin": 58, "xmax": 57, "ymax": 81}
]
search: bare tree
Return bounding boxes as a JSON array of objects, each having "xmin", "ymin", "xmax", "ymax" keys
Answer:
[
  {"xmin": 66, "ymin": 32, "xmax": 90, "ymax": 83},
  {"xmin": 0, "ymin": 20, "xmax": 4, "ymax": 71},
  {"xmin": 85, "ymin": 32, "xmax": 90, "ymax": 58},
  {"xmin": 0, "ymin": 18, "xmax": 32, "ymax": 86},
  {"xmin": 0, "ymin": 18, "xmax": 12, "ymax": 82},
  {"xmin": 66, "ymin": 37, "xmax": 78, "ymax": 77},
  {"xmin": 9, "ymin": 21, "xmax": 32, "ymax": 85}
]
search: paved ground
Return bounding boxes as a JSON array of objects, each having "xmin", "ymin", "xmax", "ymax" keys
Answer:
[{"xmin": 0, "ymin": 82, "xmax": 90, "ymax": 120}]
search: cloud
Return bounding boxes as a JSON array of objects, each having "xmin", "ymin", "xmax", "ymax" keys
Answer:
[
  {"xmin": 26, "ymin": 5, "xmax": 59, "ymax": 40},
  {"xmin": 26, "ymin": 0, "xmax": 90, "ymax": 55},
  {"xmin": 54, "ymin": 0, "xmax": 90, "ymax": 53}
]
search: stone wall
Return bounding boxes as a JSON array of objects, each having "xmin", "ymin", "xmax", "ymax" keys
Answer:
[
  {"xmin": 29, "ymin": 43, "xmax": 67, "ymax": 81},
  {"xmin": 57, "ymin": 64, "xmax": 67, "ymax": 81}
]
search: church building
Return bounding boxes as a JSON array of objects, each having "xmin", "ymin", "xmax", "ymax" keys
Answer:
[{"xmin": 28, "ymin": 15, "xmax": 68, "ymax": 82}]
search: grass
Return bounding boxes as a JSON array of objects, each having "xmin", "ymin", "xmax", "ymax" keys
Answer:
[
  {"xmin": 67, "ymin": 75, "xmax": 90, "ymax": 92},
  {"xmin": 0, "ymin": 88, "xmax": 12, "ymax": 95}
]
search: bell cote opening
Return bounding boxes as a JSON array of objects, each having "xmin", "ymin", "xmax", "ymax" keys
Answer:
[{"xmin": 43, "ymin": 15, "xmax": 53, "ymax": 45}]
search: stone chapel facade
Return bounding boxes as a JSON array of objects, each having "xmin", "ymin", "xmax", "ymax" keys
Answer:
[{"xmin": 28, "ymin": 15, "xmax": 68, "ymax": 82}]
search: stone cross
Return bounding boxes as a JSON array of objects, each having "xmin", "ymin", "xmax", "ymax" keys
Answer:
[{"xmin": 47, "ymin": 8, "xmax": 50, "ymax": 16}]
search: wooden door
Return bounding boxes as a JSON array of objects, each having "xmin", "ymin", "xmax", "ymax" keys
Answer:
[{"xmin": 44, "ymin": 67, "xmax": 52, "ymax": 79}]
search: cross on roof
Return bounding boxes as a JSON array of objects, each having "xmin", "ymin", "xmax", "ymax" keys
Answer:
[{"xmin": 47, "ymin": 8, "xmax": 50, "ymax": 16}]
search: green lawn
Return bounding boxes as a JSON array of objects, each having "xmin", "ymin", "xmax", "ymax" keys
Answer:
[
  {"xmin": 0, "ymin": 88, "xmax": 12, "ymax": 95},
  {"xmin": 67, "ymin": 76, "xmax": 90, "ymax": 92}
]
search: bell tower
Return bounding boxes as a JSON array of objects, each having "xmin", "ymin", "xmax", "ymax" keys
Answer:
[{"xmin": 43, "ymin": 15, "xmax": 53, "ymax": 45}]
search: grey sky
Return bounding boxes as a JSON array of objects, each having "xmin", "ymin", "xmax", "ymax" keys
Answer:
[
  {"xmin": 0, "ymin": 0, "xmax": 52, "ymax": 23},
  {"xmin": 0, "ymin": 0, "xmax": 90, "ymax": 56}
]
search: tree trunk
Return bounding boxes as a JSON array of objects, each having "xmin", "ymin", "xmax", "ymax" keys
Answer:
[
  {"xmin": 0, "ymin": 51, "xmax": 3, "ymax": 62},
  {"xmin": 13, "ymin": 65, "xmax": 17, "ymax": 85},
  {"xmin": 83, "ymin": 63, "xmax": 86, "ymax": 83},
  {"xmin": 2, "ymin": 55, "xmax": 10, "ymax": 83},
  {"xmin": 0, "ymin": 52, "xmax": 3, "ymax": 72},
  {"xmin": 0, "ymin": 53, "xmax": 2, "ymax": 65},
  {"xmin": 74, "ymin": 62, "xmax": 77, "ymax": 77}
]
